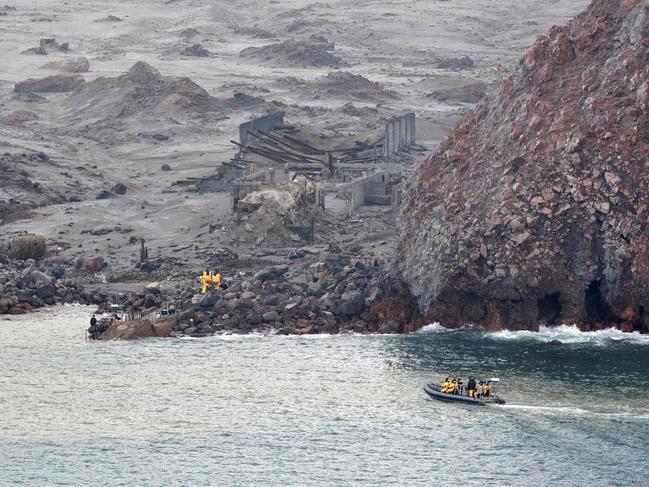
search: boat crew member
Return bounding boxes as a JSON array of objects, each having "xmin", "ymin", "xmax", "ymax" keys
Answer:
[
  {"xmin": 482, "ymin": 381, "xmax": 490, "ymax": 397},
  {"xmin": 467, "ymin": 377, "xmax": 477, "ymax": 397},
  {"xmin": 88, "ymin": 314, "xmax": 98, "ymax": 339}
]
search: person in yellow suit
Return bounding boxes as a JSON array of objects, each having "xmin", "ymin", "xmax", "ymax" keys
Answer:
[
  {"xmin": 200, "ymin": 271, "xmax": 223, "ymax": 294},
  {"xmin": 200, "ymin": 271, "xmax": 210, "ymax": 294},
  {"xmin": 212, "ymin": 272, "xmax": 222, "ymax": 290}
]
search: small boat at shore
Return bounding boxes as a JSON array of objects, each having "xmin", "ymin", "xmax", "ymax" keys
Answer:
[
  {"xmin": 87, "ymin": 304, "xmax": 176, "ymax": 340},
  {"xmin": 423, "ymin": 379, "xmax": 506, "ymax": 405}
]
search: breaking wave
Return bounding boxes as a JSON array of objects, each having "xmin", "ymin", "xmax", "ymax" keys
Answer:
[
  {"xmin": 417, "ymin": 323, "xmax": 457, "ymax": 333},
  {"xmin": 485, "ymin": 324, "xmax": 649, "ymax": 345}
]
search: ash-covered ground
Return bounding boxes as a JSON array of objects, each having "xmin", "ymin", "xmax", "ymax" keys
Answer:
[{"xmin": 0, "ymin": 0, "xmax": 589, "ymax": 328}]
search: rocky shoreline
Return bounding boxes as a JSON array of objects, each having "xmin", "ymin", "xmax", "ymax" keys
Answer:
[
  {"xmin": 2, "ymin": 237, "xmax": 644, "ymax": 337},
  {"xmin": 0, "ymin": 233, "xmax": 422, "ymax": 336}
]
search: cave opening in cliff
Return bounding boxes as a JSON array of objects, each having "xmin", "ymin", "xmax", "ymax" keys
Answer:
[
  {"xmin": 585, "ymin": 280, "xmax": 608, "ymax": 323},
  {"xmin": 537, "ymin": 292, "xmax": 562, "ymax": 326}
]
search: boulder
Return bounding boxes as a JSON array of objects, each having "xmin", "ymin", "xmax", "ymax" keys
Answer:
[
  {"xmin": 254, "ymin": 265, "xmax": 289, "ymax": 281},
  {"xmin": 30, "ymin": 270, "xmax": 52, "ymax": 287},
  {"xmin": 262, "ymin": 310, "xmax": 280, "ymax": 322},
  {"xmin": 111, "ymin": 183, "xmax": 127, "ymax": 195},
  {"xmin": 35, "ymin": 283, "xmax": 55, "ymax": 299},
  {"xmin": 379, "ymin": 320, "xmax": 401, "ymax": 334},
  {"xmin": 96, "ymin": 190, "xmax": 115, "ymax": 200},
  {"xmin": 0, "ymin": 298, "xmax": 11, "ymax": 314},
  {"xmin": 41, "ymin": 57, "xmax": 90, "ymax": 73},
  {"xmin": 15, "ymin": 74, "xmax": 85, "ymax": 93},
  {"xmin": 78, "ymin": 256, "xmax": 106, "ymax": 273},
  {"xmin": 338, "ymin": 290, "xmax": 363, "ymax": 317},
  {"xmin": 200, "ymin": 292, "xmax": 220, "ymax": 308},
  {"xmin": 161, "ymin": 164, "xmax": 172, "ymax": 171},
  {"xmin": 181, "ymin": 44, "xmax": 210, "ymax": 57}
]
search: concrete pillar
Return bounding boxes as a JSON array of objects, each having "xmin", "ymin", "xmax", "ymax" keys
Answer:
[
  {"xmin": 391, "ymin": 121, "xmax": 398, "ymax": 155},
  {"xmin": 403, "ymin": 115, "xmax": 409, "ymax": 146},
  {"xmin": 384, "ymin": 124, "xmax": 391, "ymax": 157},
  {"xmin": 410, "ymin": 113, "xmax": 416, "ymax": 145}
]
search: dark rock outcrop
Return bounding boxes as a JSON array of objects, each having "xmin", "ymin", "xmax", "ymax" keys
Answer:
[
  {"xmin": 0, "ymin": 262, "xmax": 86, "ymax": 314},
  {"xmin": 181, "ymin": 44, "xmax": 210, "ymax": 57},
  {"xmin": 15, "ymin": 74, "xmax": 85, "ymax": 93},
  {"xmin": 398, "ymin": 0, "xmax": 649, "ymax": 332},
  {"xmin": 240, "ymin": 37, "xmax": 344, "ymax": 68}
]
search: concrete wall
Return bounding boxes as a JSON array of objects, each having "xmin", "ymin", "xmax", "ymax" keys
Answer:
[
  {"xmin": 383, "ymin": 113, "xmax": 416, "ymax": 158},
  {"xmin": 340, "ymin": 171, "xmax": 399, "ymax": 215},
  {"xmin": 239, "ymin": 112, "xmax": 286, "ymax": 147}
]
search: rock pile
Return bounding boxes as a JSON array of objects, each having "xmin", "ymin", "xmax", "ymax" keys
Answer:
[
  {"xmin": 15, "ymin": 74, "xmax": 85, "ymax": 93},
  {"xmin": 313, "ymin": 71, "xmax": 396, "ymax": 101},
  {"xmin": 63, "ymin": 61, "xmax": 222, "ymax": 120},
  {"xmin": 240, "ymin": 37, "xmax": 344, "ymax": 68},
  {"xmin": 0, "ymin": 261, "xmax": 86, "ymax": 315},
  {"xmin": 398, "ymin": 0, "xmax": 649, "ymax": 332},
  {"xmin": 171, "ymin": 260, "xmax": 409, "ymax": 337}
]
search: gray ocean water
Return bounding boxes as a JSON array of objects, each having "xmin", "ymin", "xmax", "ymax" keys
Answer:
[{"xmin": 1, "ymin": 306, "xmax": 648, "ymax": 486}]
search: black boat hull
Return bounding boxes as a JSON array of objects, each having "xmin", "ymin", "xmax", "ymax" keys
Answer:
[{"xmin": 423, "ymin": 384, "xmax": 505, "ymax": 405}]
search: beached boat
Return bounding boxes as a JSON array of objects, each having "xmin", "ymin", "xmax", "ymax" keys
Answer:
[
  {"xmin": 87, "ymin": 304, "xmax": 176, "ymax": 340},
  {"xmin": 423, "ymin": 379, "xmax": 506, "ymax": 405}
]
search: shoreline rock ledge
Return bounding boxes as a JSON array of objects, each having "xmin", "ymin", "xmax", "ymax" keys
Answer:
[{"xmin": 396, "ymin": 0, "xmax": 649, "ymax": 333}]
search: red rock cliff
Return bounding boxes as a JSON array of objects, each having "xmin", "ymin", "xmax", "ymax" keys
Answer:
[{"xmin": 397, "ymin": 0, "xmax": 649, "ymax": 331}]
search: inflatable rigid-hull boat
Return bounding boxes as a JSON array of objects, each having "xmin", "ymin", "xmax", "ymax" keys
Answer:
[{"xmin": 423, "ymin": 383, "xmax": 506, "ymax": 405}]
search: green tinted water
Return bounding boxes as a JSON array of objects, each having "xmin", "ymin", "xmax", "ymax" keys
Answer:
[{"xmin": 1, "ymin": 307, "xmax": 647, "ymax": 486}]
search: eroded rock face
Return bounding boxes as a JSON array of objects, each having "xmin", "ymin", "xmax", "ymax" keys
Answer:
[{"xmin": 398, "ymin": 0, "xmax": 649, "ymax": 332}]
